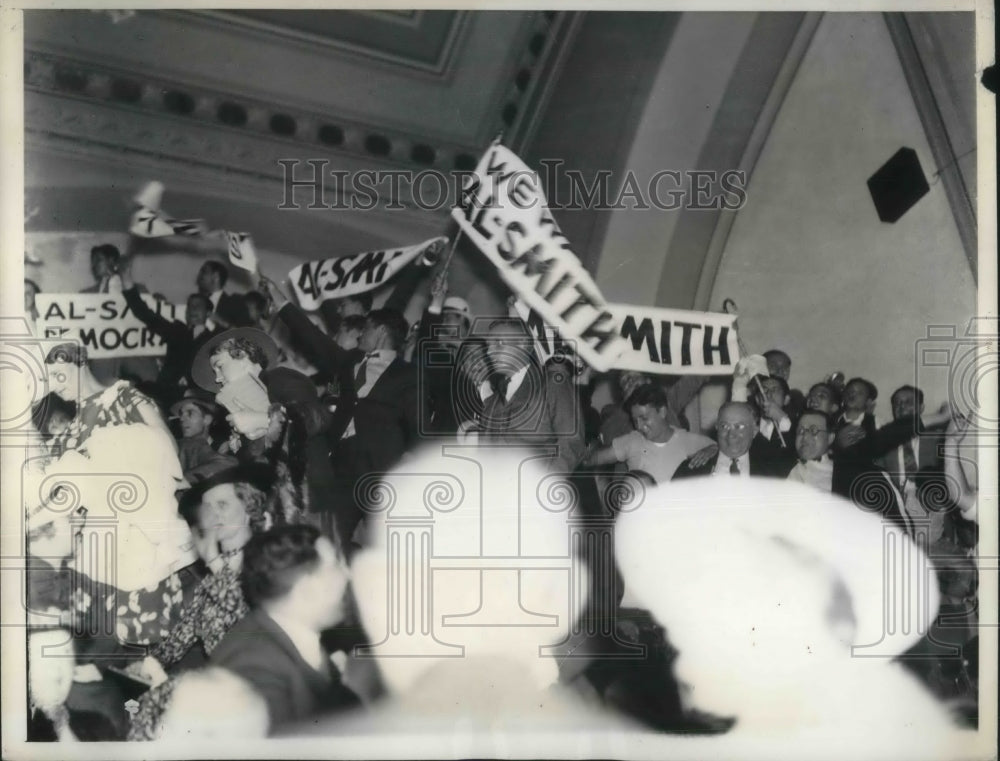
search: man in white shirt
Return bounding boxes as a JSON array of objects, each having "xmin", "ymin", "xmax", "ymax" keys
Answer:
[{"xmin": 787, "ymin": 410, "xmax": 837, "ymax": 492}]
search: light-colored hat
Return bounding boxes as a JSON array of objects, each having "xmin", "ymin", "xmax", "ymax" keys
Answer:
[{"xmin": 442, "ymin": 296, "xmax": 471, "ymax": 320}]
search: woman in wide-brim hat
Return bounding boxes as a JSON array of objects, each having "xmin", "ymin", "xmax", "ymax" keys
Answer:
[
  {"xmin": 127, "ymin": 463, "xmax": 291, "ymax": 741},
  {"xmin": 192, "ymin": 327, "xmax": 331, "ymax": 522}
]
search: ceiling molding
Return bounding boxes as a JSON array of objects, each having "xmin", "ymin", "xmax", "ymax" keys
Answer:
[{"xmin": 173, "ymin": 10, "xmax": 468, "ymax": 79}]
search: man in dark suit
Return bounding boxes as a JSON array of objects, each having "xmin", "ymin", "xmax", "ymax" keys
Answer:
[
  {"xmin": 209, "ymin": 525, "xmax": 360, "ymax": 733},
  {"xmin": 874, "ymin": 386, "xmax": 953, "ymax": 544},
  {"xmin": 676, "ymin": 402, "xmax": 777, "ymax": 479},
  {"xmin": 479, "ymin": 318, "xmax": 586, "ymax": 474},
  {"xmin": 749, "ymin": 374, "xmax": 799, "ymax": 478},
  {"xmin": 196, "ymin": 260, "xmax": 253, "ymax": 328},
  {"xmin": 122, "ymin": 265, "xmax": 219, "ymax": 405},
  {"xmin": 267, "ymin": 286, "xmax": 419, "ymax": 552}
]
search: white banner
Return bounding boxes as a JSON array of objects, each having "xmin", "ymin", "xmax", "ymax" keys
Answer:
[
  {"xmin": 608, "ymin": 303, "xmax": 739, "ymax": 374},
  {"xmin": 289, "ymin": 236, "xmax": 447, "ymax": 311},
  {"xmin": 36, "ymin": 294, "xmax": 186, "ymax": 359},
  {"xmin": 129, "ymin": 206, "xmax": 206, "ymax": 238},
  {"xmin": 512, "ymin": 299, "xmax": 738, "ymax": 375},
  {"xmin": 451, "ymin": 143, "xmax": 624, "ymax": 372}
]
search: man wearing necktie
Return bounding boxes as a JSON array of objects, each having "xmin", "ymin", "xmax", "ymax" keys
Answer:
[
  {"xmin": 675, "ymin": 402, "xmax": 756, "ymax": 479},
  {"xmin": 478, "ymin": 318, "xmax": 586, "ymax": 475}
]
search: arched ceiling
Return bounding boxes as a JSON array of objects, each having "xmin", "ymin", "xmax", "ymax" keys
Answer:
[{"xmin": 23, "ymin": 9, "xmax": 976, "ymax": 309}]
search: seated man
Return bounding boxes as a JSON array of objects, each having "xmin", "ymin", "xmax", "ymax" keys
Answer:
[
  {"xmin": 209, "ymin": 525, "xmax": 360, "ymax": 733},
  {"xmin": 586, "ymin": 384, "xmax": 714, "ymax": 484}
]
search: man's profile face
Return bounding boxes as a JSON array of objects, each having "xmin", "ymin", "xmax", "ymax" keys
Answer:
[
  {"xmin": 359, "ymin": 319, "xmax": 382, "ymax": 354},
  {"xmin": 891, "ymin": 390, "xmax": 921, "ymax": 421},
  {"xmin": 310, "ymin": 537, "xmax": 349, "ymax": 628},
  {"xmin": 796, "ymin": 412, "xmax": 833, "ymax": 461},
  {"xmin": 335, "ymin": 326, "xmax": 362, "ymax": 351},
  {"xmin": 717, "ymin": 405, "xmax": 756, "ymax": 459}
]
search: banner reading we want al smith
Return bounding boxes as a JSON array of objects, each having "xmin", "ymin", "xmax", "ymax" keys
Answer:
[{"xmin": 451, "ymin": 142, "xmax": 625, "ymax": 372}]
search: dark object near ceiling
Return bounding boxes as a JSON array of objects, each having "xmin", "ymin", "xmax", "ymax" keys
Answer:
[{"xmin": 867, "ymin": 147, "xmax": 930, "ymax": 223}]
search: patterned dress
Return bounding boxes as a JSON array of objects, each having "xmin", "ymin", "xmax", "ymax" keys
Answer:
[
  {"xmin": 50, "ymin": 381, "xmax": 158, "ymax": 459},
  {"xmin": 127, "ymin": 566, "xmax": 249, "ymax": 741},
  {"xmin": 50, "ymin": 382, "xmax": 198, "ymax": 649}
]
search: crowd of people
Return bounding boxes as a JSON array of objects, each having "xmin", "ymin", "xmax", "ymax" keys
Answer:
[{"xmin": 20, "ymin": 240, "xmax": 981, "ymax": 744}]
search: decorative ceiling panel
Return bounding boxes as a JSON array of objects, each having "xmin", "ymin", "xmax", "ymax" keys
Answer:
[{"xmin": 213, "ymin": 10, "xmax": 463, "ymax": 73}]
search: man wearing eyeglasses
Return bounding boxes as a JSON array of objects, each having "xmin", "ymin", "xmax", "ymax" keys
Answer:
[
  {"xmin": 675, "ymin": 402, "xmax": 755, "ymax": 479},
  {"xmin": 787, "ymin": 410, "xmax": 837, "ymax": 491}
]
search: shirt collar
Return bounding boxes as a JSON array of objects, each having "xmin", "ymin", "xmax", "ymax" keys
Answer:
[
  {"xmin": 504, "ymin": 365, "xmax": 530, "ymax": 402},
  {"xmin": 209, "ymin": 289, "xmax": 223, "ymax": 309}
]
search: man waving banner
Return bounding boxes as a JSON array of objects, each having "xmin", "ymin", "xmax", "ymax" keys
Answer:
[
  {"xmin": 451, "ymin": 142, "xmax": 624, "ymax": 372},
  {"xmin": 289, "ymin": 236, "xmax": 448, "ymax": 311}
]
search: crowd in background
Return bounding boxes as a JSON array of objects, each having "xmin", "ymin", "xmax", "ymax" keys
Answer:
[{"xmin": 21, "ymin": 241, "xmax": 980, "ymax": 742}]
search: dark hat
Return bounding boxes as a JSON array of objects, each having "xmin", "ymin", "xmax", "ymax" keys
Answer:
[
  {"xmin": 191, "ymin": 327, "xmax": 280, "ymax": 393},
  {"xmin": 177, "ymin": 462, "xmax": 275, "ymax": 524},
  {"xmin": 169, "ymin": 388, "xmax": 220, "ymax": 418},
  {"xmin": 44, "ymin": 342, "xmax": 88, "ymax": 366}
]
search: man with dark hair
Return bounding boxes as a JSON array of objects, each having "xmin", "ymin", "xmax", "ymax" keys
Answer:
[
  {"xmin": 263, "ymin": 280, "xmax": 419, "ymax": 554},
  {"xmin": 836, "ymin": 377, "xmax": 882, "ymax": 448},
  {"xmin": 806, "ymin": 382, "xmax": 841, "ymax": 416},
  {"xmin": 210, "ymin": 525, "xmax": 360, "ymax": 732},
  {"xmin": 196, "ymin": 260, "xmax": 253, "ymax": 328},
  {"xmin": 243, "ymin": 290, "xmax": 270, "ymax": 329},
  {"xmin": 82, "ymin": 244, "xmax": 124, "ymax": 294},
  {"xmin": 748, "ymin": 374, "xmax": 798, "ymax": 477},
  {"xmin": 122, "ymin": 265, "xmax": 218, "ymax": 403},
  {"xmin": 763, "ymin": 348, "xmax": 806, "ymax": 419},
  {"xmin": 480, "ymin": 317, "xmax": 587, "ymax": 474},
  {"xmin": 875, "ymin": 385, "xmax": 952, "ymax": 544},
  {"xmin": 586, "ymin": 382, "xmax": 713, "ymax": 483},
  {"xmin": 82, "ymin": 246, "xmax": 159, "ymax": 385}
]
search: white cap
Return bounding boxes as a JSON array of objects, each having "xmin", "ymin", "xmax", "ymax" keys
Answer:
[{"xmin": 442, "ymin": 296, "xmax": 471, "ymax": 320}]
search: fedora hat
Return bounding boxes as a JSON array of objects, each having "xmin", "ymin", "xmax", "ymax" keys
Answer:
[
  {"xmin": 169, "ymin": 388, "xmax": 220, "ymax": 418},
  {"xmin": 191, "ymin": 327, "xmax": 280, "ymax": 393}
]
